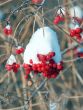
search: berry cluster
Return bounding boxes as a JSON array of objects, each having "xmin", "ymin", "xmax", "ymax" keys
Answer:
[
  {"xmin": 23, "ymin": 52, "xmax": 63, "ymax": 79},
  {"xmin": 53, "ymin": 15, "xmax": 65, "ymax": 25},
  {"xmin": 70, "ymin": 27, "xmax": 83, "ymax": 41},
  {"xmin": 5, "ymin": 63, "xmax": 20, "ymax": 73},
  {"xmin": 15, "ymin": 47, "xmax": 24, "ymax": 54},
  {"xmin": 3, "ymin": 24, "xmax": 12, "ymax": 36}
]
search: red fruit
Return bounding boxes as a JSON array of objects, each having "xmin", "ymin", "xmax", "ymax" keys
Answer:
[
  {"xmin": 49, "ymin": 52, "xmax": 55, "ymax": 58},
  {"xmin": 45, "ymin": 65, "xmax": 49, "ymax": 70},
  {"xmin": 53, "ymin": 63, "xmax": 57, "ymax": 68},
  {"xmin": 32, "ymin": 0, "xmax": 43, "ymax": 4},
  {"xmin": 16, "ymin": 47, "xmax": 24, "ymax": 54},
  {"xmin": 5, "ymin": 64, "xmax": 12, "ymax": 71},
  {"xmin": 57, "ymin": 63, "xmax": 63, "ymax": 70},
  {"xmin": 41, "ymin": 67, "xmax": 45, "ymax": 72},
  {"xmin": 46, "ymin": 55, "xmax": 51, "ymax": 61},
  {"xmin": 53, "ymin": 18, "xmax": 59, "ymax": 25},
  {"xmin": 75, "ymin": 34, "xmax": 81, "ymax": 39},
  {"xmin": 37, "ymin": 54, "xmax": 46, "ymax": 62},
  {"xmin": 15, "ymin": 64, "xmax": 20, "ymax": 69},
  {"xmin": 48, "ymin": 63, "xmax": 53, "ymax": 67},
  {"xmin": 29, "ymin": 59, "xmax": 33, "ymax": 64},
  {"xmin": 59, "ymin": 16, "xmax": 65, "ymax": 21},
  {"xmin": 70, "ymin": 29, "xmax": 76, "ymax": 37},
  {"xmin": 13, "ymin": 68, "xmax": 18, "ymax": 73},
  {"xmin": 19, "ymin": 48, "xmax": 24, "ymax": 53},
  {"xmin": 12, "ymin": 63, "xmax": 20, "ymax": 73},
  {"xmin": 25, "ymin": 69, "xmax": 31, "ymax": 75},
  {"xmin": 77, "ymin": 53, "xmax": 83, "ymax": 57},
  {"xmin": 75, "ymin": 28, "xmax": 82, "ymax": 34},
  {"xmin": 42, "ymin": 72, "xmax": 47, "ymax": 77},
  {"xmin": 47, "ymin": 74, "xmax": 51, "ymax": 79},
  {"xmin": 53, "ymin": 16, "xmax": 60, "ymax": 24},
  {"xmin": 37, "ymin": 67, "xmax": 41, "ymax": 72},
  {"xmin": 23, "ymin": 63, "xmax": 29, "ymax": 69},
  {"xmin": 15, "ymin": 49, "xmax": 21, "ymax": 54},
  {"xmin": 53, "ymin": 15, "xmax": 64, "ymax": 25},
  {"xmin": 4, "ymin": 25, "xmax": 12, "ymax": 36},
  {"xmin": 32, "ymin": 64, "xmax": 37, "ymax": 71},
  {"xmin": 49, "ymin": 59, "xmax": 55, "ymax": 64}
]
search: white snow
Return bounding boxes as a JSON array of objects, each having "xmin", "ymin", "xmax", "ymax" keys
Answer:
[
  {"xmin": 24, "ymin": 27, "xmax": 62, "ymax": 64},
  {"xmin": 6, "ymin": 24, "xmax": 11, "ymax": 30}
]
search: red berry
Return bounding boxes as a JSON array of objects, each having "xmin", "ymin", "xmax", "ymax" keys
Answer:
[
  {"xmin": 32, "ymin": 0, "xmax": 43, "ymax": 4},
  {"xmin": 46, "ymin": 55, "xmax": 51, "ymax": 61},
  {"xmin": 42, "ymin": 72, "xmax": 47, "ymax": 77},
  {"xmin": 53, "ymin": 15, "xmax": 64, "ymax": 25},
  {"xmin": 26, "ymin": 69, "xmax": 31, "ymax": 75},
  {"xmin": 53, "ymin": 16, "xmax": 60, "ymax": 24},
  {"xmin": 49, "ymin": 52, "xmax": 55, "ymax": 58},
  {"xmin": 75, "ymin": 28, "xmax": 82, "ymax": 34},
  {"xmin": 57, "ymin": 63, "xmax": 63, "ymax": 70},
  {"xmin": 4, "ymin": 25, "xmax": 12, "ymax": 36},
  {"xmin": 13, "ymin": 68, "xmax": 18, "ymax": 73},
  {"xmin": 53, "ymin": 63, "xmax": 57, "ymax": 68},
  {"xmin": 15, "ymin": 49, "xmax": 21, "ymax": 54},
  {"xmin": 15, "ymin": 64, "xmax": 20, "ymax": 69},
  {"xmin": 70, "ymin": 29, "xmax": 76, "ymax": 37},
  {"xmin": 41, "ymin": 67, "xmax": 45, "ymax": 72},
  {"xmin": 32, "ymin": 64, "xmax": 37, "ymax": 71},
  {"xmin": 49, "ymin": 59, "xmax": 55, "ymax": 64},
  {"xmin": 45, "ymin": 65, "xmax": 49, "ymax": 70},
  {"xmin": 29, "ymin": 59, "xmax": 33, "ymax": 64},
  {"xmin": 75, "ymin": 34, "xmax": 81, "ymax": 40},
  {"xmin": 37, "ymin": 54, "xmax": 46, "ymax": 62},
  {"xmin": 5, "ymin": 64, "xmax": 12, "ymax": 71},
  {"xmin": 19, "ymin": 48, "xmax": 24, "ymax": 53},
  {"xmin": 23, "ymin": 63, "xmax": 29, "ymax": 69},
  {"xmin": 59, "ymin": 15, "xmax": 65, "ymax": 22},
  {"xmin": 53, "ymin": 18, "xmax": 59, "ymax": 25},
  {"xmin": 37, "ymin": 67, "xmax": 41, "ymax": 72},
  {"xmin": 77, "ymin": 52, "xmax": 83, "ymax": 57},
  {"xmin": 16, "ymin": 47, "xmax": 24, "ymax": 54}
]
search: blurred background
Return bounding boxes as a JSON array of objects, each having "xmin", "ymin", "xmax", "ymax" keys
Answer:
[{"xmin": 0, "ymin": 0, "xmax": 83, "ymax": 110}]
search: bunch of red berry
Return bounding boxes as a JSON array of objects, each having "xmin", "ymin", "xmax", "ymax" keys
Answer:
[
  {"xmin": 70, "ymin": 27, "xmax": 83, "ymax": 41},
  {"xmin": 5, "ymin": 63, "xmax": 20, "ymax": 73},
  {"xmin": 15, "ymin": 46, "xmax": 24, "ymax": 55},
  {"xmin": 3, "ymin": 24, "xmax": 12, "ymax": 36},
  {"xmin": 53, "ymin": 15, "xmax": 65, "ymax": 25},
  {"xmin": 23, "ymin": 52, "xmax": 63, "ymax": 79}
]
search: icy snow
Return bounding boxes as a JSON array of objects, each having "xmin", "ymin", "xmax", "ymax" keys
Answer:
[{"xmin": 24, "ymin": 27, "xmax": 62, "ymax": 64}]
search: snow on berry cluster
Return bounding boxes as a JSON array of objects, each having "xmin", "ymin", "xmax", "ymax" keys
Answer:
[
  {"xmin": 23, "ymin": 27, "xmax": 63, "ymax": 79},
  {"xmin": 5, "ymin": 55, "xmax": 20, "ymax": 73}
]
